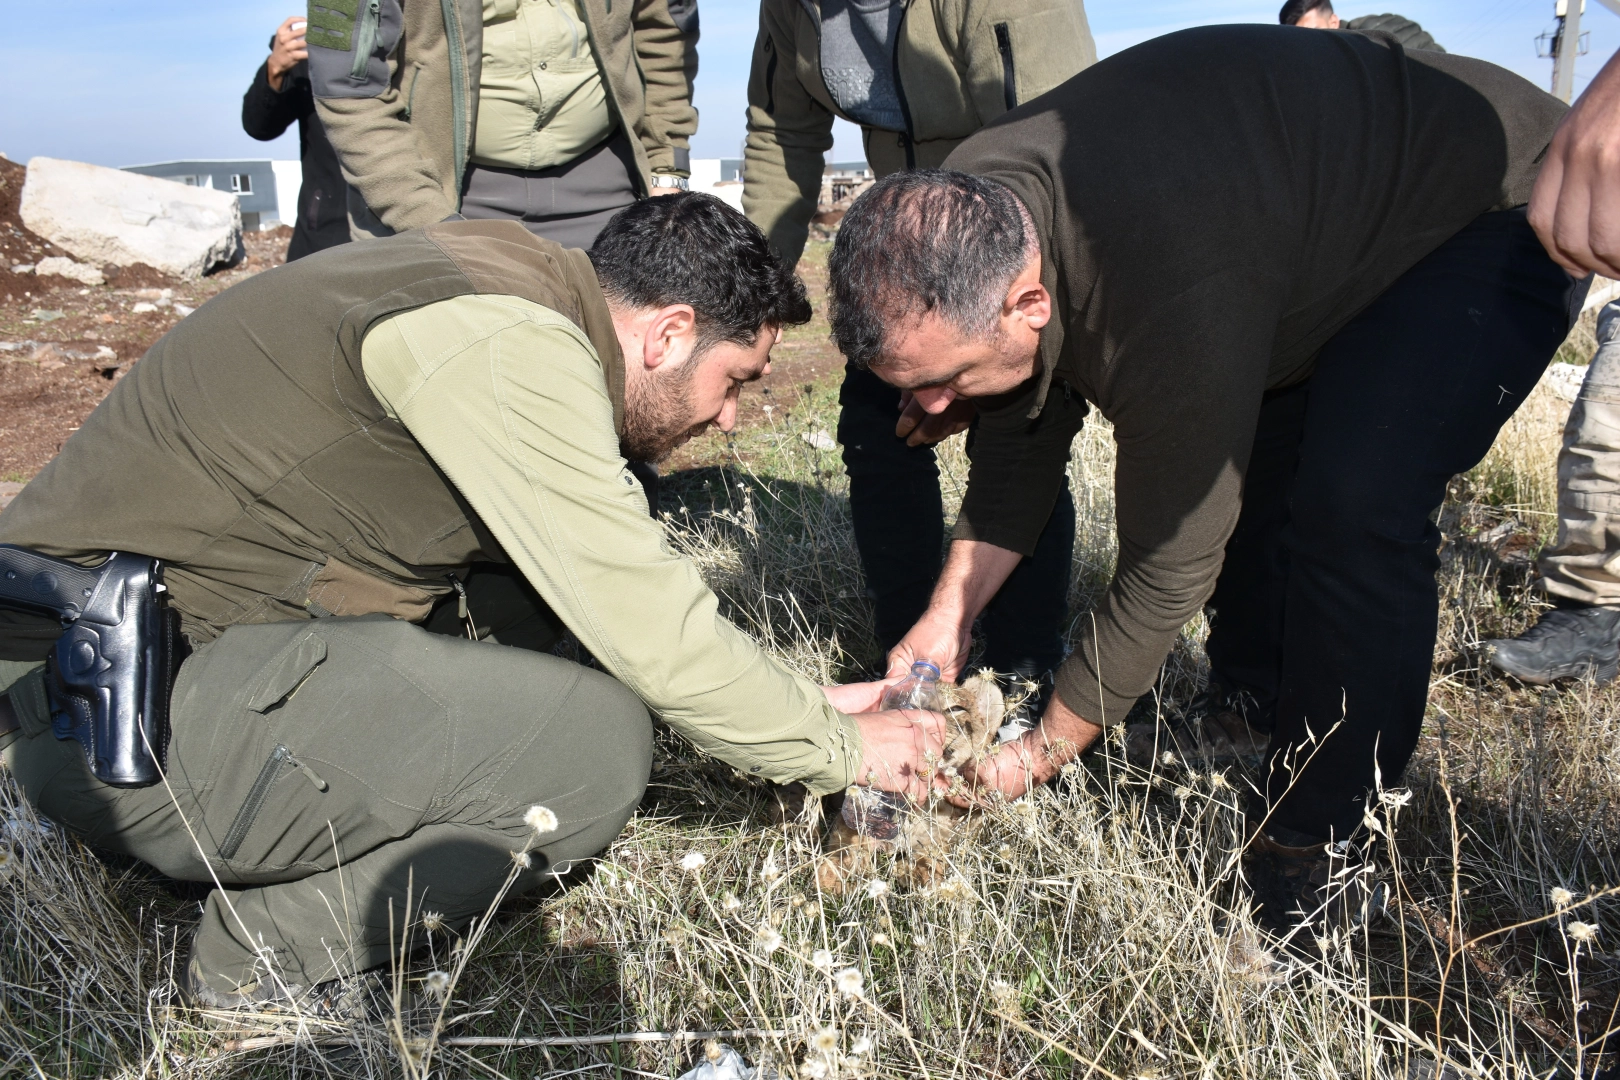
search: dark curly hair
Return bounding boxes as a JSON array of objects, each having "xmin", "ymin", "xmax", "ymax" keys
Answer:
[
  {"xmin": 589, "ymin": 192, "xmax": 811, "ymax": 350},
  {"xmin": 827, "ymin": 169, "xmax": 1034, "ymax": 369}
]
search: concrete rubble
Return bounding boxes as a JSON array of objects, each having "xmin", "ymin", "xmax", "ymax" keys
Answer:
[{"xmin": 20, "ymin": 157, "xmax": 241, "ymax": 280}]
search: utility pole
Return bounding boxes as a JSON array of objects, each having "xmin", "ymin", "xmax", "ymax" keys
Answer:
[
  {"xmin": 1541, "ymin": 0, "xmax": 1620, "ymax": 103},
  {"xmin": 1554, "ymin": 0, "xmax": 1586, "ymax": 102}
]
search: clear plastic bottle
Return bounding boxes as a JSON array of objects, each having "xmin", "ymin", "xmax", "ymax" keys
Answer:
[
  {"xmin": 880, "ymin": 659, "xmax": 944, "ymax": 711},
  {"xmin": 841, "ymin": 660, "xmax": 944, "ymax": 840}
]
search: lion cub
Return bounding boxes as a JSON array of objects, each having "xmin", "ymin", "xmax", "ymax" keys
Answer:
[{"xmin": 815, "ymin": 670, "xmax": 1011, "ymax": 892}]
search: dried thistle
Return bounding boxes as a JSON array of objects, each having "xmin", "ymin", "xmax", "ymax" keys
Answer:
[
  {"xmin": 1567, "ymin": 921, "xmax": 1599, "ymax": 944},
  {"xmin": 524, "ymin": 804, "xmax": 559, "ymax": 835}
]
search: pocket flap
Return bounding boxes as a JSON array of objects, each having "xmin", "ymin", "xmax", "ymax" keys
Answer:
[{"xmin": 247, "ymin": 634, "xmax": 328, "ymax": 713}]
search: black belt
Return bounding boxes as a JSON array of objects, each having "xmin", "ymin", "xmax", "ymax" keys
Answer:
[{"xmin": 0, "ymin": 691, "xmax": 19, "ymax": 738}]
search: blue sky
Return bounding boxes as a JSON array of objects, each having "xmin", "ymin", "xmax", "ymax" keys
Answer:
[{"xmin": 0, "ymin": 0, "xmax": 1614, "ymax": 168}]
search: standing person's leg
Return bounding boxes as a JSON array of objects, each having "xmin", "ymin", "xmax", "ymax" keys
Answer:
[
  {"xmin": 1201, "ymin": 381, "xmax": 1312, "ymax": 730},
  {"xmin": 979, "ymin": 478, "xmax": 1075, "ymax": 683},
  {"xmin": 838, "ymin": 362, "xmax": 948, "ymax": 654},
  {"xmin": 1487, "ymin": 300, "xmax": 1620, "ymax": 682},
  {"xmin": 1262, "ymin": 209, "xmax": 1584, "ymax": 847},
  {"xmin": 1, "ymin": 615, "xmax": 651, "ymax": 1000},
  {"xmin": 459, "ymin": 132, "xmax": 641, "ymax": 250}
]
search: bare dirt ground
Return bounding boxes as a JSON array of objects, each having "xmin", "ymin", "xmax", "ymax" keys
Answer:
[
  {"xmin": 0, "ymin": 152, "xmax": 842, "ymax": 499},
  {"xmin": 0, "ymin": 156, "xmax": 292, "ymax": 486}
]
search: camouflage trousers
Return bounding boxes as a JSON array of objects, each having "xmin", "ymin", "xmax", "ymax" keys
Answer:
[{"xmin": 1541, "ymin": 301, "xmax": 1620, "ymax": 606}]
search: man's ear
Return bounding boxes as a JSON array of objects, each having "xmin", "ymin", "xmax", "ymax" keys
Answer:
[
  {"xmin": 1006, "ymin": 279, "xmax": 1051, "ymax": 333},
  {"xmin": 642, "ymin": 304, "xmax": 698, "ymax": 372}
]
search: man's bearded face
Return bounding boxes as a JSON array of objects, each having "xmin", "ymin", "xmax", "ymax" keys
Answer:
[{"xmin": 620, "ymin": 351, "xmax": 705, "ymax": 463}]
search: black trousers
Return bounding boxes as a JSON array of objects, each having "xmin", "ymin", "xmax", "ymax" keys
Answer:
[
  {"xmin": 1206, "ymin": 209, "xmax": 1586, "ymax": 840},
  {"xmin": 837, "ymin": 363, "xmax": 1075, "ymax": 677}
]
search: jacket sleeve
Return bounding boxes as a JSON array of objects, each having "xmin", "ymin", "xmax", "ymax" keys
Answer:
[
  {"xmin": 242, "ymin": 61, "xmax": 308, "ymax": 142},
  {"xmin": 307, "ymin": 0, "xmax": 456, "ymax": 232},
  {"xmin": 1049, "ymin": 272, "xmax": 1279, "ymax": 727},
  {"xmin": 741, "ymin": 0, "xmax": 834, "ymax": 267},
  {"xmin": 632, "ymin": 0, "xmax": 697, "ymax": 176}
]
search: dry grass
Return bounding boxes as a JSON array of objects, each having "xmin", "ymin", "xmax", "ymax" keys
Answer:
[{"xmin": 6, "ymin": 322, "xmax": 1620, "ymax": 1078}]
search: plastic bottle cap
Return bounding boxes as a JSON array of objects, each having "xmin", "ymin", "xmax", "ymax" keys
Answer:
[{"xmin": 912, "ymin": 660, "xmax": 941, "ymax": 679}]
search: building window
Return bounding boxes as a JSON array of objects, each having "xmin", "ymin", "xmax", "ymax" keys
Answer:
[
  {"xmin": 230, "ymin": 174, "xmax": 253, "ymax": 195},
  {"xmin": 172, "ymin": 175, "xmax": 209, "ymax": 188}
]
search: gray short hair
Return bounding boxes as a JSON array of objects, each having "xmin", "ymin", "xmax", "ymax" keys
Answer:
[{"xmin": 827, "ymin": 169, "xmax": 1035, "ymax": 368}]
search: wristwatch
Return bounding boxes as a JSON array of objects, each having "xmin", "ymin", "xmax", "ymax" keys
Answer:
[{"xmin": 649, "ymin": 174, "xmax": 690, "ymax": 191}]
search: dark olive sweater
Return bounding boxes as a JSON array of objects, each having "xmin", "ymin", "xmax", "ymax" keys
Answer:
[{"xmin": 944, "ymin": 24, "xmax": 1566, "ymax": 726}]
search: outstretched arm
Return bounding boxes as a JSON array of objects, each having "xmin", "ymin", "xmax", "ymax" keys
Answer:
[{"xmin": 1531, "ymin": 50, "xmax": 1620, "ymax": 278}]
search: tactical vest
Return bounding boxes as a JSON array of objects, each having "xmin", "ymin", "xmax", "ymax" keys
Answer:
[{"xmin": 0, "ymin": 221, "xmax": 624, "ymax": 650}]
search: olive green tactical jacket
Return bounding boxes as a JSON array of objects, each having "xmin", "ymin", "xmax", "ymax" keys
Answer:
[
  {"xmin": 743, "ymin": 0, "xmax": 1096, "ymax": 265},
  {"xmin": 308, "ymin": 0, "xmax": 697, "ymax": 238}
]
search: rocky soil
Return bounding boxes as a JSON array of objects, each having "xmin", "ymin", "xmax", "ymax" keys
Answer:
[{"xmin": 0, "ymin": 156, "xmax": 281, "ymax": 498}]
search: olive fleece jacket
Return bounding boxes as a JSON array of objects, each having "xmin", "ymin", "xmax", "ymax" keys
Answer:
[
  {"xmin": 742, "ymin": 0, "xmax": 1097, "ymax": 266},
  {"xmin": 943, "ymin": 25, "xmax": 1567, "ymax": 727},
  {"xmin": 307, "ymin": 0, "xmax": 696, "ymax": 237}
]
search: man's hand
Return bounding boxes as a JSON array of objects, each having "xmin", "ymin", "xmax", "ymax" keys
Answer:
[
  {"xmin": 958, "ymin": 691, "xmax": 1102, "ymax": 803},
  {"xmin": 267, "ymin": 16, "xmax": 309, "ymax": 92},
  {"xmin": 885, "ymin": 539, "xmax": 1023, "ymax": 680},
  {"xmin": 852, "ymin": 709, "xmax": 949, "ymax": 801},
  {"xmin": 821, "ymin": 677, "xmax": 901, "ymax": 714},
  {"xmin": 887, "ymin": 607, "xmax": 975, "ymax": 680},
  {"xmin": 1531, "ymin": 51, "xmax": 1620, "ymax": 279},
  {"xmin": 896, "ymin": 390, "xmax": 976, "ymax": 447}
]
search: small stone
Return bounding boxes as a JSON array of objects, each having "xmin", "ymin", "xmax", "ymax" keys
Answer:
[
  {"xmin": 801, "ymin": 429, "xmax": 837, "ymax": 451},
  {"xmin": 34, "ymin": 255, "xmax": 104, "ymax": 286},
  {"xmin": 131, "ymin": 302, "xmax": 157, "ymax": 314}
]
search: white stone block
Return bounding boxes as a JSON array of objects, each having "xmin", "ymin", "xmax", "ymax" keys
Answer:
[{"xmin": 20, "ymin": 157, "xmax": 241, "ymax": 280}]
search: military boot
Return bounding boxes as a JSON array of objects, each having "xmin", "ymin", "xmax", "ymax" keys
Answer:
[
  {"xmin": 178, "ymin": 948, "xmax": 391, "ymax": 1023},
  {"xmin": 1485, "ymin": 604, "xmax": 1620, "ymax": 685},
  {"xmin": 1245, "ymin": 827, "xmax": 1386, "ymax": 936},
  {"xmin": 1125, "ymin": 681, "xmax": 1270, "ymax": 771}
]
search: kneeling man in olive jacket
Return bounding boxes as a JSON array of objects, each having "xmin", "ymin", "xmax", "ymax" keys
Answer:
[{"xmin": 0, "ymin": 194, "xmax": 940, "ymax": 1008}]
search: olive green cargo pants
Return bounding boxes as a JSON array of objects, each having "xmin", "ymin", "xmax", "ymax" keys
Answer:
[{"xmin": 0, "ymin": 579, "xmax": 651, "ymax": 995}]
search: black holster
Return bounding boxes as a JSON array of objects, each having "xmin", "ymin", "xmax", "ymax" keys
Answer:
[{"xmin": 0, "ymin": 545, "xmax": 181, "ymax": 787}]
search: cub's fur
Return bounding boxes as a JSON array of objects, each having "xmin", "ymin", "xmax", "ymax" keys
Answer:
[{"xmin": 816, "ymin": 670, "xmax": 1011, "ymax": 892}]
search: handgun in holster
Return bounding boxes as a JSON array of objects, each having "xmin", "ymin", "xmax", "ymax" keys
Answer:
[{"xmin": 0, "ymin": 544, "xmax": 182, "ymax": 787}]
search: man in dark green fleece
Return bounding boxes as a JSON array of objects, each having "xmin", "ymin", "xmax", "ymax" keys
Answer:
[
  {"xmin": 826, "ymin": 25, "xmax": 1582, "ymax": 929},
  {"xmin": 0, "ymin": 194, "xmax": 943, "ymax": 1008},
  {"xmin": 743, "ymin": 0, "xmax": 1098, "ymax": 695}
]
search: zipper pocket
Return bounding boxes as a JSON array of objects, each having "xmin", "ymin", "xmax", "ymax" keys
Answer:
[
  {"xmin": 219, "ymin": 744, "xmax": 291, "ymax": 860},
  {"xmin": 763, "ymin": 38, "xmax": 779, "ymax": 115},
  {"xmin": 994, "ymin": 22, "xmax": 1017, "ymax": 112},
  {"xmin": 403, "ymin": 62, "xmax": 423, "ymax": 120},
  {"xmin": 350, "ymin": 0, "xmax": 382, "ymax": 80}
]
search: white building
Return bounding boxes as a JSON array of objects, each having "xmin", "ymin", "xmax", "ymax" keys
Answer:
[{"xmin": 690, "ymin": 158, "xmax": 744, "ymax": 211}]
